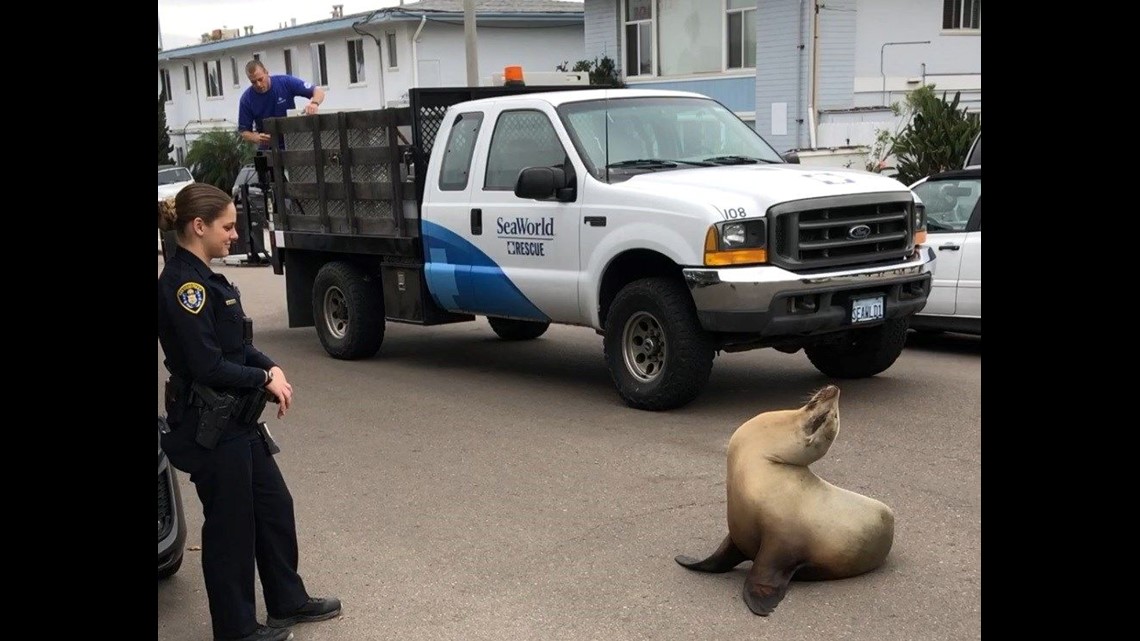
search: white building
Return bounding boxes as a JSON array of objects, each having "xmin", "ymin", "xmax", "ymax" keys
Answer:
[
  {"xmin": 157, "ymin": 0, "xmax": 585, "ymax": 165},
  {"xmin": 582, "ymin": 0, "xmax": 980, "ymax": 161}
]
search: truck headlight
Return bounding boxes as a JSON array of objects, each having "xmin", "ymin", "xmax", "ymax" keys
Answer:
[{"xmin": 704, "ymin": 219, "xmax": 768, "ymax": 266}]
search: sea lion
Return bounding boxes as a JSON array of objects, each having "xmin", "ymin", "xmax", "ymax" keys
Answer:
[{"xmin": 674, "ymin": 385, "xmax": 894, "ymax": 616}]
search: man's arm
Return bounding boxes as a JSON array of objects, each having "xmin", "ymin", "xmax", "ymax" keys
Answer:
[
  {"xmin": 237, "ymin": 97, "xmax": 268, "ymax": 146},
  {"xmin": 304, "ymin": 85, "xmax": 326, "ymax": 115}
]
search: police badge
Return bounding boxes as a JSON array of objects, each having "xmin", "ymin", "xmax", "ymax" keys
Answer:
[{"xmin": 177, "ymin": 282, "xmax": 206, "ymax": 314}]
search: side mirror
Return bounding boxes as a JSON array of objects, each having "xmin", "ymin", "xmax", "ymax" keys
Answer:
[
  {"xmin": 515, "ymin": 166, "xmax": 575, "ymax": 202},
  {"xmin": 781, "ymin": 151, "xmax": 801, "ymax": 164}
]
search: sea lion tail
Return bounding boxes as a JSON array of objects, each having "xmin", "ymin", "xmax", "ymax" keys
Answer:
[{"xmin": 674, "ymin": 535, "xmax": 747, "ymax": 573}]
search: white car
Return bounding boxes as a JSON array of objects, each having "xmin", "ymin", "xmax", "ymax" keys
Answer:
[
  {"xmin": 158, "ymin": 166, "xmax": 195, "ymax": 202},
  {"xmin": 908, "ymin": 167, "xmax": 981, "ymax": 335}
]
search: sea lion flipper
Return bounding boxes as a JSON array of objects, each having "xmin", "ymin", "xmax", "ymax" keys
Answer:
[
  {"xmin": 742, "ymin": 552, "xmax": 798, "ymax": 616},
  {"xmin": 675, "ymin": 535, "xmax": 747, "ymax": 573}
]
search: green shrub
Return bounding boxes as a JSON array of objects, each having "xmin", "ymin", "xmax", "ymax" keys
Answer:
[
  {"xmin": 889, "ymin": 86, "xmax": 981, "ymax": 185},
  {"xmin": 184, "ymin": 131, "xmax": 254, "ymax": 191}
]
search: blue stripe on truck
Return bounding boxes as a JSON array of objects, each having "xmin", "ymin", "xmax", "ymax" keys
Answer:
[{"xmin": 422, "ymin": 220, "xmax": 548, "ymax": 321}]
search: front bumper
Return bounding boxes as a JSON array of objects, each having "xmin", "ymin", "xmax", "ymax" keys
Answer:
[{"xmin": 683, "ymin": 246, "xmax": 936, "ymax": 335}]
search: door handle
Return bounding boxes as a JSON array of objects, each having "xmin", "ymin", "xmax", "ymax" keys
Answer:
[
  {"xmin": 471, "ymin": 208, "xmax": 482, "ymax": 235},
  {"xmin": 584, "ymin": 216, "xmax": 606, "ymax": 227},
  {"xmin": 938, "ymin": 243, "xmax": 960, "ymax": 251}
]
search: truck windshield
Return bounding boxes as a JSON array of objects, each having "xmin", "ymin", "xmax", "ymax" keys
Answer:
[{"xmin": 557, "ymin": 97, "xmax": 784, "ymax": 182}]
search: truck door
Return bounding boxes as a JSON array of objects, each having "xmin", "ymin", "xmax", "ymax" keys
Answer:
[
  {"xmin": 422, "ymin": 110, "xmax": 486, "ymax": 314},
  {"xmin": 464, "ymin": 105, "xmax": 582, "ymax": 323}
]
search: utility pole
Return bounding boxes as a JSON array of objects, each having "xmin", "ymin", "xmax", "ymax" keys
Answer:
[{"xmin": 464, "ymin": 0, "xmax": 479, "ymax": 86}]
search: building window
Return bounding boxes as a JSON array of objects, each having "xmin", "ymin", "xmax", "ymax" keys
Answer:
[
  {"xmin": 726, "ymin": 0, "xmax": 757, "ymax": 69},
  {"xmin": 183, "ymin": 66, "xmax": 191, "ymax": 91},
  {"xmin": 176, "ymin": 147, "xmax": 185, "ymax": 165},
  {"xmin": 284, "ymin": 48, "xmax": 294, "ymax": 75},
  {"xmin": 623, "ymin": 0, "xmax": 653, "ymax": 76},
  {"xmin": 253, "ymin": 53, "xmax": 261, "ymax": 61},
  {"xmin": 204, "ymin": 60, "xmax": 223, "ymax": 97},
  {"xmin": 657, "ymin": 0, "xmax": 723, "ymax": 75},
  {"xmin": 311, "ymin": 43, "xmax": 328, "ymax": 85},
  {"xmin": 231, "ymin": 57, "xmax": 239, "ymax": 86},
  {"xmin": 160, "ymin": 68, "xmax": 173, "ymax": 102},
  {"xmin": 386, "ymin": 32, "xmax": 398, "ymax": 68},
  {"xmin": 348, "ymin": 38, "xmax": 366, "ymax": 83},
  {"xmin": 943, "ymin": 0, "xmax": 981, "ymax": 30}
]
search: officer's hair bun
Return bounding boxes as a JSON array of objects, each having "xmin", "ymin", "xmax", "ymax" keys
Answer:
[{"xmin": 157, "ymin": 197, "xmax": 177, "ymax": 231}]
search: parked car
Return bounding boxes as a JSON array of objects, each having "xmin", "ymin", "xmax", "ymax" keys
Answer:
[
  {"xmin": 908, "ymin": 167, "xmax": 981, "ymax": 335},
  {"xmin": 158, "ymin": 416, "xmax": 187, "ymax": 579},
  {"xmin": 158, "ymin": 165, "xmax": 195, "ymax": 202},
  {"xmin": 232, "ymin": 164, "xmax": 272, "ymax": 215}
]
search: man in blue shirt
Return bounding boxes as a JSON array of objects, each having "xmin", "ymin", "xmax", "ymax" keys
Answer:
[{"xmin": 238, "ymin": 60, "xmax": 326, "ymax": 150}]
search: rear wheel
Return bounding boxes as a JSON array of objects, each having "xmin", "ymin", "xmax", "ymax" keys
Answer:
[
  {"xmin": 804, "ymin": 318, "xmax": 909, "ymax": 378},
  {"xmin": 487, "ymin": 317, "xmax": 550, "ymax": 341},
  {"xmin": 603, "ymin": 278, "xmax": 714, "ymax": 411},
  {"xmin": 312, "ymin": 262, "xmax": 386, "ymax": 360}
]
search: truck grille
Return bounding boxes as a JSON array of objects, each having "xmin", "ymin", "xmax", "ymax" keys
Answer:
[
  {"xmin": 770, "ymin": 193, "xmax": 914, "ymax": 270},
  {"xmin": 158, "ymin": 471, "xmax": 173, "ymax": 541}
]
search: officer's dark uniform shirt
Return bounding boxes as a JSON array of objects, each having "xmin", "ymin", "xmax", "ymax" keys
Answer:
[{"xmin": 158, "ymin": 248, "xmax": 275, "ymax": 427}]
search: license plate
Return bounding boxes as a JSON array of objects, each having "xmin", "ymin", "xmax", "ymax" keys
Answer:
[{"xmin": 850, "ymin": 295, "xmax": 884, "ymax": 324}]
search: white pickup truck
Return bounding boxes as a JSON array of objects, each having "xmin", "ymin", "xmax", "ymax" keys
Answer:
[{"xmin": 261, "ymin": 86, "xmax": 935, "ymax": 410}]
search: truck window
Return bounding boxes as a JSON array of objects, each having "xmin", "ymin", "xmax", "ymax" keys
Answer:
[
  {"xmin": 484, "ymin": 110, "xmax": 568, "ymax": 191},
  {"xmin": 439, "ymin": 112, "xmax": 484, "ymax": 191}
]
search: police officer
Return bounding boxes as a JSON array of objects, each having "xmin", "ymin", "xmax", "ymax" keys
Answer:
[{"xmin": 157, "ymin": 183, "xmax": 341, "ymax": 641}]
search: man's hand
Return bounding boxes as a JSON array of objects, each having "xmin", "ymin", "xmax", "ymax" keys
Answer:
[
  {"xmin": 304, "ymin": 102, "xmax": 320, "ymax": 115},
  {"xmin": 257, "ymin": 133, "xmax": 272, "ymax": 145},
  {"xmin": 265, "ymin": 366, "xmax": 293, "ymax": 418}
]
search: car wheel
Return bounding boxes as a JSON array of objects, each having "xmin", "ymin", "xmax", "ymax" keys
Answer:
[{"xmin": 158, "ymin": 551, "xmax": 183, "ymax": 580}]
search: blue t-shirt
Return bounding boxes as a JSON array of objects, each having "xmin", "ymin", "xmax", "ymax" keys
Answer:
[{"xmin": 238, "ymin": 75, "xmax": 316, "ymax": 149}]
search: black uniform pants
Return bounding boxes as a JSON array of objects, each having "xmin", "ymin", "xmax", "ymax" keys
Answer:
[{"xmin": 189, "ymin": 428, "xmax": 309, "ymax": 640}]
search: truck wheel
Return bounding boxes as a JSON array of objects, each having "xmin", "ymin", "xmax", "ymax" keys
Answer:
[
  {"xmin": 487, "ymin": 317, "xmax": 550, "ymax": 341},
  {"xmin": 804, "ymin": 318, "xmax": 910, "ymax": 378},
  {"xmin": 312, "ymin": 262, "xmax": 385, "ymax": 360},
  {"xmin": 603, "ymin": 277, "xmax": 714, "ymax": 411}
]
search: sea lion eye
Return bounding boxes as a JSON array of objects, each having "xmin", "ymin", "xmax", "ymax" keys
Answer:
[{"xmin": 806, "ymin": 413, "xmax": 828, "ymax": 435}]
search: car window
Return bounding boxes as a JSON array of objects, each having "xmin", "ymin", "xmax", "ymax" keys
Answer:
[
  {"xmin": 484, "ymin": 109, "xmax": 568, "ymax": 191},
  {"xmin": 913, "ymin": 177, "xmax": 980, "ymax": 233},
  {"xmin": 965, "ymin": 134, "xmax": 981, "ymax": 168},
  {"xmin": 234, "ymin": 167, "xmax": 257, "ymax": 187},
  {"xmin": 158, "ymin": 167, "xmax": 193, "ymax": 186}
]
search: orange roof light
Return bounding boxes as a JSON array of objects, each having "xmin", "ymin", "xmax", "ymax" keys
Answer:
[{"xmin": 503, "ymin": 65, "xmax": 525, "ymax": 85}]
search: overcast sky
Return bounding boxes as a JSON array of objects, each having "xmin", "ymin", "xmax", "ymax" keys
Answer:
[
  {"xmin": 158, "ymin": 1, "xmax": 403, "ymax": 50},
  {"xmin": 157, "ymin": 0, "xmax": 584, "ymax": 50}
]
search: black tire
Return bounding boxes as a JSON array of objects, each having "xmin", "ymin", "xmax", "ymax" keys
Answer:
[
  {"xmin": 158, "ymin": 552, "xmax": 183, "ymax": 580},
  {"xmin": 487, "ymin": 317, "xmax": 550, "ymax": 341},
  {"xmin": 312, "ymin": 261, "xmax": 385, "ymax": 360},
  {"xmin": 804, "ymin": 318, "xmax": 910, "ymax": 378},
  {"xmin": 603, "ymin": 277, "xmax": 714, "ymax": 411}
]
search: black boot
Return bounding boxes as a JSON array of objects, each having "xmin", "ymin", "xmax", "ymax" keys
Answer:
[
  {"xmin": 215, "ymin": 624, "xmax": 293, "ymax": 641},
  {"xmin": 266, "ymin": 596, "xmax": 342, "ymax": 628}
]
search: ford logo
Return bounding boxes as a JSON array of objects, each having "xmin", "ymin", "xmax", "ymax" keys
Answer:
[{"xmin": 847, "ymin": 224, "xmax": 871, "ymax": 240}]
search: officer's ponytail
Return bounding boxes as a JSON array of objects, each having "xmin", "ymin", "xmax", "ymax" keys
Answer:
[
  {"xmin": 157, "ymin": 198, "xmax": 178, "ymax": 231},
  {"xmin": 158, "ymin": 183, "xmax": 234, "ymax": 236}
]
